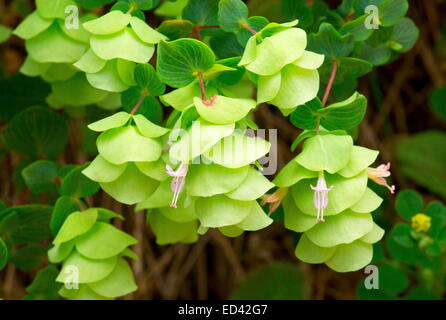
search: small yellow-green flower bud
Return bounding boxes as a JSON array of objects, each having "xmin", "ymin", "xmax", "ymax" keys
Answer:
[{"xmin": 411, "ymin": 213, "xmax": 431, "ymax": 232}]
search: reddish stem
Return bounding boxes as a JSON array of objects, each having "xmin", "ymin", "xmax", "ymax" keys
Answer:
[
  {"xmin": 242, "ymin": 23, "xmax": 257, "ymax": 35},
  {"xmin": 198, "ymin": 72, "xmax": 207, "ymax": 101},
  {"xmin": 74, "ymin": 198, "xmax": 86, "ymax": 211},
  {"xmin": 306, "ymin": 0, "xmax": 314, "ymax": 6},
  {"xmin": 17, "ymin": 189, "xmax": 30, "ymax": 205},
  {"xmin": 192, "ymin": 26, "xmax": 203, "ymax": 41},
  {"xmin": 192, "ymin": 25, "xmax": 220, "ymax": 40},
  {"xmin": 197, "ymin": 25, "xmax": 220, "ymax": 29},
  {"xmin": 131, "ymin": 94, "xmax": 146, "ymax": 115},
  {"xmin": 322, "ymin": 60, "xmax": 338, "ymax": 106}
]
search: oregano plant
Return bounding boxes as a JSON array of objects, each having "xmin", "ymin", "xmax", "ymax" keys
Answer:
[{"xmin": 1, "ymin": 0, "xmax": 433, "ymax": 301}]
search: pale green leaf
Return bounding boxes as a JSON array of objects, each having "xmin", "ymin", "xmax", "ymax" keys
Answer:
[
  {"xmin": 360, "ymin": 223, "xmax": 385, "ymax": 244},
  {"xmin": 74, "ymin": 49, "xmax": 107, "ymax": 74},
  {"xmin": 292, "ymin": 50, "xmax": 325, "ymax": 70},
  {"xmin": 97, "ymin": 126, "xmax": 162, "ymax": 164},
  {"xmin": 36, "ymin": 0, "xmax": 77, "ymax": 19},
  {"xmin": 225, "ymin": 167, "xmax": 274, "ymax": 201},
  {"xmin": 204, "ymin": 133, "xmax": 270, "ymax": 168},
  {"xmin": 53, "ymin": 209, "xmax": 98, "ymax": 245},
  {"xmin": 283, "ymin": 194, "xmax": 318, "ymax": 232},
  {"xmin": 90, "ymin": 28, "xmax": 154, "ymax": 63},
  {"xmin": 194, "ymin": 95, "xmax": 256, "ymax": 125},
  {"xmin": 147, "ymin": 210, "xmax": 198, "ymax": 245},
  {"xmin": 13, "ymin": 11, "xmax": 53, "ymax": 40},
  {"xmin": 246, "ymin": 28, "xmax": 307, "ymax": 76},
  {"xmin": 187, "ymin": 163, "xmax": 248, "ymax": 197},
  {"xmin": 26, "ymin": 23, "xmax": 87, "ymax": 63},
  {"xmin": 295, "ymin": 234, "xmax": 336, "ymax": 264},
  {"xmin": 100, "ymin": 163, "xmax": 159, "ymax": 205},
  {"xmin": 20, "ymin": 57, "xmax": 51, "ymax": 77},
  {"xmin": 295, "ymin": 134, "xmax": 353, "ymax": 174},
  {"xmin": 350, "ymin": 188, "xmax": 383, "ymax": 213},
  {"xmin": 88, "ymin": 258, "xmax": 137, "ymax": 298},
  {"xmin": 338, "ymin": 146, "xmax": 378, "ymax": 178},
  {"xmin": 135, "ymin": 160, "xmax": 168, "ymax": 181},
  {"xmin": 130, "ymin": 16, "xmax": 167, "ymax": 43},
  {"xmin": 159, "ymin": 200, "xmax": 197, "ymax": 223},
  {"xmin": 257, "ymin": 72, "xmax": 281, "ymax": 104},
  {"xmin": 83, "ymin": 10, "xmax": 131, "ymax": 35},
  {"xmin": 56, "ymin": 251, "xmax": 117, "ymax": 283},
  {"xmin": 82, "ymin": 155, "xmax": 127, "ymax": 183},
  {"xmin": 325, "ymin": 241, "xmax": 373, "ymax": 272},
  {"xmin": 88, "ymin": 112, "xmax": 131, "ymax": 132},
  {"xmin": 86, "ymin": 59, "xmax": 129, "ymax": 92},
  {"xmin": 269, "ymin": 64, "xmax": 320, "ymax": 110},
  {"xmin": 169, "ymin": 119, "xmax": 235, "ymax": 162},
  {"xmin": 133, "ymin": 114, "xmax": 169, "ymax": 138},
  {"xmin": 273, "ymin": 160, "xmax": 318, "ymax": 188},
  {"xmin": 305, "ymin": 211, "xmax": 373, "ymax": 247},
  {"xmin": 75, "ymin": 222, "xmax": 137, "ymax": 259},
  {"xmin": 195, "ymin": 194, "xmax": 252, "ymax": 228},
  {"xmin": 51, "ymin": 73, "xmax": 108, "ymax": 106},
  {"xmin": 48, "ymin": 241, "xmax": 74, "ymax": 264},
  {"xmin": 236, "ymin": 201, "xmax": 272, "ymax": 231},
  {"xmin": 136, "ymin": 180, "xmax": 174, "ymax": 210}
]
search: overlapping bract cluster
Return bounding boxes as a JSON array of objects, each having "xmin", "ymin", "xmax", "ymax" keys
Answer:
[
  {"xmin": 13, "ymin": 3, "xmax": 166, "ymax": 109},
  {"xmin": 48, "ymin": 208, "xmax": 138, "ymax": 300},
  {"xmin": 82, "ymin": 111, "xmax": 170, "ymax": 205},
  {"xmin": 76, "ymin": 10, "xmax": 166, "ymax": 93},
  {"xmin": 136, "ymin": 118, "xmax": 274, "ymax": 244},
  {"xmin": 239, "ymin": 21, "xmax": 324, "ymax": 114},
  {"xmin": 159, "ymin": 66, "xmax": 257, "ymax": 124},
  {"xmin": 274, "ymin": 133, "xmax": 386, "ymax": 272},
  {"xmin": 12, "ymin": 0, "xmax": 107, "ymax": 108}
]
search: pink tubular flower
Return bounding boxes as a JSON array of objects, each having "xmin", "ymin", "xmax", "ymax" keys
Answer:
[
  {"xmin": 166, "ymin": 163, "xmax": 189, "ymax": 208},
  {"xmin": 367, "ymin": 162, "xmax": 396, "ymax": 194},
  {"xmin": 310, "ymin": 173, "xmax": 333, "ymax": 222}
]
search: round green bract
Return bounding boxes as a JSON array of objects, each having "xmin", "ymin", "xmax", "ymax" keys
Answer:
[
  {"xmin": 193, "ymin": 95, "xmax": 256, "ymax": 125},
  {"xmin": 97, "ymin": 126, "xmax": 162, "ymax": 164},
  {"xmin": 295, "ymin": 134, "xmax": 353, "ymax": 174},
  {"xmin": 195, "ymin": 194, "xmax": 252, "ymax": 228},
  {"xmin": 100, "ymin": 163, "xmax": 159, "ymax": 205},
  {"xmin": 75, "ymin": 222, "xmax": 138, "ymax": 260}
]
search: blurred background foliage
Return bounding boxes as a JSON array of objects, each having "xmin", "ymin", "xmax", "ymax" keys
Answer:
[{"xmin": 0, "ymin": 0, "xmax": 445, "ymax": 300}]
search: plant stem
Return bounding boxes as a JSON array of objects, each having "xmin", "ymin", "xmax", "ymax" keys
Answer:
[
  {"xmin": 193, "ymin": 26, "xmax": 202, "ymax": 41},
  {"xmin": 198, "ymin": 72, "xmax": 207, "ymax": 101},
  {"xmin": 197, "ymin": 25, "xmax": 220, "ymax": 29},
  {"xmin": 74, "ymin": 198, "xmax": 86, "ymax": 211},
  {"xmin": 191, "ymin": 25, "xmax": 220, "ymax": 40},
  {"xmin": 131, "ymin": 94, "xmax": 147, "ymax": 115},
  {"xmin": 322, "ymin": 59, "xmax": 338, "ymax": 106},
  {"xmin": 242, "ymin": 23, "xmax": 257, "ymax": 35},
  {"xmin": 316, "ymin": 60, "xmax": 338, "ymax": 134},
  {"xmin": 315, "ymin": 118, "xmax": 321, "ymax": 135}
]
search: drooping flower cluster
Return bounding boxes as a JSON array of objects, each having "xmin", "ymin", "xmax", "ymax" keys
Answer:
[
  {"xmin": 76, "ymin": 10, "xmax": 166, "ymax": 93},
  {"xmin": 13, "ymin": 5, "xmax": 166, "ymax": 110},
  {"xmin": 137, "ymin": 118, "xmax": 275, "ymax": 245},
  {"xmin": 273, "ymin": 133, "xmax": 394, "ymax": 272},
  {"xmin": 48, "ymin": 208, "xmax": 138, "ymax": 300},
  {"xmin": 82, "ymin": 111, "xmax": 170, "ymax": 205},
  {"xmin": 12, "ymin": 1, "xmax": 112, "ymax": 109},
  {"xmin": 239, "ymin": 21, "xmax": 324, "ymax": 115}
]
